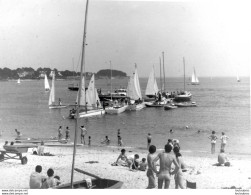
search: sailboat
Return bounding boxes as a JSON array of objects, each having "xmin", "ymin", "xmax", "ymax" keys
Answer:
[
  {"xmin": 57, "ymin": 0, "xmax": 123, "ymax": 189},
  {"xmin": 44, "ymin": 74, "xmax": 50, "ymax": 91},
  {"xmin": 105, "ymin": 62, "xmax": 128, "ymax": 114},
  {"xmin": 191, "ymin": 67, "xmax": 199, "ymax": 85},
  {"xmin": 48, "ymin": 71, "xmax": 68, "ymax": 109},
  {"xmin": 236, "ymin": 74, "xmax": 241, "ymax": 82},
  {"xmin": 69, "ymin": 74, "xmax": 105, "ymax": 118},
  {"xmin": 126, "ymin": 64, "xmax": 145, "ymax": 111},
  {"xmin": 145, "ymin": 65, "xmax": 159, "ymax": 98},
  {"xmin": 17, "ymin": 78, "xmax": 21, "ymax": 85},
  {"xmin": 174, "ymin": 57, "xmax": 192, "ymax": 102}
]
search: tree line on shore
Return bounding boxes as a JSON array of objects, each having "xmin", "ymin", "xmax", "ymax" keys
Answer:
[{"xmin": 0, "ymin": 67, "xmax": 127, "ymax": 80}]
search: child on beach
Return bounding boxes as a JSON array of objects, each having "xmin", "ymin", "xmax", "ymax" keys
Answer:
[
  {"xmin": 58, "ymin": 126, "xmax": 63, "ymax": 140},
  {"xmin": 208, "ymin": 131, "xmax": 217, "ymax": 154},
  {"xmin": 29, "ymin": 165, "xmax": 46, "ymax": 189},
  {"xmin": 41, "ymin": 168, "xmax": 57, "ymax": 188},
  {"xmin": 88, "ymin": 136, "xmax": 91, "ymax": 146},
  {"xmin": 38, "ymin": 141, "xmax": 45, "ymax": 156},
  {"xmin": 220, "ymin": 132, "xmax": 229, "ymax": 151},
  {"xmin": 128, "ymin": 154, "xmax": 140, "ymax": 170},
  {"xmin": 146, "ymin": 145, "xmax": 157, "ymax": 189},
  {"xmin": 217, "ymin": 149, "xmax": 230, "ymax": 166},
  {"xmin": 65, "ymin": 127, "xmax": 70, "ymax": 140},
  {"xmin": 139, "ymin": 158, "xmax": 147, "ymax": 171},
  {"xmin": 101, "ymin": 136, "xmax": 110, "ymax": 145}
]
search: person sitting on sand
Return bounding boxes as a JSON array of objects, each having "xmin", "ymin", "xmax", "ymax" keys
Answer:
[
  {"xmin": 10, "ymin": 141, "xmax": 14, "ymax": 145},
  {"xmin": 54, "ymin": 175, "xmax": 61, "ymax": 186},
  {"xmin": 153, "ymin": 144, "xmax": 180, "ymax": 189},
  {"xmin": 146, "ymin": 145, "xmax": 157, "ymax": 189},
  {"xmin": 208, "ymin": 131, "xmax": 217, "ymax": 154},
  {"xmin": 29, "ymin": 165, "xmax": 46, "ymax": 189},
  {"xmin": 114, "ymin": 149, "xmax": 128, "ymax": 166},
  {"xmin": 139, "ymin": 158, "xmax": 147, "ymax": 171},
  {"xmin": 101, "ymin": 136, "xmax": 110, "ymax": 145},
  {"xmin": 217, "ymin": 149, "xmax": 230, "ymax": 166},
  {"xmin": 173, "ymin": 146, "xmax": 186, "ymax": 189},
  {"xmin": 127, "ymin": 154, "xmax": 140, "ymax": 170},
  {"xmin": 42, "ymin": 168, "xmax": 57, "ymax": 188}
]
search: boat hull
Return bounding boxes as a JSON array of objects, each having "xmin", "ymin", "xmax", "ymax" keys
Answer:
[
  {"xmin": 126, "ymin": 103, "xmax": 145, "ymax": 111},
  {"xmin": 78, "ymin": 109, "xmax": 105, "ymax": 118},
  {"xmin": 174, "ymin": 92, "xmax": 192, "ymax": 102},
  {"xmin": 174, "ymin": 102, "xmax": 197, "ymax": 107},
  {"xmin": 164, "ymin": 105, "xmax": 178, "ymax": 110},
  {"xmin": 56, "ymin": 178, "xmax": 123, "ymax": 189},
  {"xmin": 105, "ymin": 105, "xmax": 128, "ymax": 114},
  {"xmin": 49, "ymin": 105, "xmax": 68, "ymax": 109}
]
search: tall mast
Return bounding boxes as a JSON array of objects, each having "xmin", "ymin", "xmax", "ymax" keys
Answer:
[
  {"xmin": 162, "ymin": 51, "xmax": 165, "ymax": 92},
  {"xmin": 183, "ymin": 57, "xmax": 186, "ymax": 91},
  {"xmin": 71, "ymin": 0, "xmax": 89, "ymax": 188},
  {"xmin": 110, "ymin": 61, "xmax": 112, "ymax": 100},
  {"xmin": 159, "ymin": 57, "xmax": 162, "ymax": 93}
]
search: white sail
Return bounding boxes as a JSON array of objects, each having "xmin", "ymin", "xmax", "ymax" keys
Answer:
[
  {"xmin": 86, "ymin": 74, "xmax": 100, "ymax": 107},
  {"xmin": 76, "ymin": 77, "xmax": 86, "ymax": 106},
  {"xmin": 17, "ymin": 78, "xmax": 21, "ymax": 84},
  {"xmin": 134, "ymin": 66, "xmax": 142, "ymax": 99},
  {"xmin": 145, "ymin": 66, "xmax": 159, "ymax": 96},
  {"xmin": 126, "ymin": 75, "xmax": 139, "ymax": 100},
  {"xmin": 48, "ymin": 72, "xmax": 55, "ymax": 105},
  {"xmin": 237, "ymin": 74, "xmax": 240, "ymax": 82},
  {"xmin": 44, "ymin": 74, "xmax": 50, "ymax": 91},
  {"xmin": 191, "ymin": 67, "xmax": 199, "ymax": 84}
]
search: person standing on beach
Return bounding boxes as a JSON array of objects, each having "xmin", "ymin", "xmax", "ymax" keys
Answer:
[
  {"xmin": 147, "ymin": 133, "xmax": 152, "ymax": 149},
  {"xmin": 220, "ymin": 132, "xmax": 229, "ymax": 151},
  {"xmin": 29, "ymin": 165, "xmax": 46, "ymax": 189},
  {"xmin": 173, "ymin": 147, "xmax": 186, "ymax": 189},
  {"xmin": 208, "ymin": 131, "xmax": 217, "ymax": 154},
  {"xmin": 65, "ymin": 126, "xmax": 70, "ymax": 140},
  {"xmin": 153, "ymin": 144, "xmax": 180, "ymax": 189},
  {"xmin": 58, "ymin": 126, "xmax": 63, "ymax": 140},
  {"xmin": 146, "ymin": 145, "xmax": 157, "ymax": 189},
  {"xmin": 80, "ymin": 125, "xmax": 87, "ymax": 144}
]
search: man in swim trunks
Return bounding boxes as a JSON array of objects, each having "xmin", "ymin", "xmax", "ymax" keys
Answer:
[
  {"xmin": 146, "ymin": 145, "xmax": 157, "ymax": 189},
  {"xmin": 153, "ymin": 144, "xmax": 180, "ymax": 189},
  {"xmin": 58, "ymin": 126, "xmax": 63, "ymax": 140},
  {"xmin": 80, "ymin": 125, "xmax": 87, "ymax": 144},
  {"xmin": 147, "ymin": 133, "xmax": 152, "ymax": 149}
]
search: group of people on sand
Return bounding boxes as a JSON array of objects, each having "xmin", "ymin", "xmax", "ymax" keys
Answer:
[
  {"xmin": 29, "ymin": 165, "xmax": 61, "ymax": 189},
  {"xmin": 114, "ymin": 138, "xmax": 186, "ymax": 189}
]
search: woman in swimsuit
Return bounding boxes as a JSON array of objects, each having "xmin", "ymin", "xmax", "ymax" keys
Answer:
[
  {"xmin": 173, "ymin": 146, "xmax": 186, "ymax": 189},
  {"xmin": 208, "ymin": 131, "xmax": 217, "ymax": 154},
  {"xmin": 153, "ymin": 144, "xmax": 179, "ymax": 189}
]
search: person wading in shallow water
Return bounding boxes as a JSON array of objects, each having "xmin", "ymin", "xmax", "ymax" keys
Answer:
[
  {"xmin": 80, "ymin": 125, "xmax": 87, "ymax": 144},
  {"xmin": 147, "ymin": 133, "xmax": 152, "ymax": 149}
]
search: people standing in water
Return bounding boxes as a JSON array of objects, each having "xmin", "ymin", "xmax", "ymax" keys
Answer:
[
  {"xmin": 118, "ymin": 136, "xmax": 123, "ymax": 146},
  {"xmin": 101, "ymin": 136, "xmax": 110, "ymax": 145},
  {"xmin": 208, "ymin": 131, "xmax": 217, "ymax": 154},
  {"xmin": 58, "ymin": 98, "xmax": 62, "ymax": 106},
  {"xmin": 80, "ymin": 125, "xmax": 87, "ymax": 144},
  {"xmin": 147, "ymin": 133, "xmax": 152, "ymax": 149},
  {"xmin": 65, "ymin": 126, "xmax": 70, "ymax": 140},
  {"xmin": 117, "ymin": 129, "xmax": 121, "ymax": 145},
  {"xmin": 58, "ymin": 126, "xmax": 63, "ymax": 140},
  {"xmin": 220, "ymin": 132, "xmax": 229, "ymax": 151},
  {"xmin": 146, "ymin": 145, "xmax": 157, "ymax": 189},
  {"xmin": 152, "ymin": 144, "xmax": 180, "ymax": 189},
  {"xmin": 88, "ymin": 136, "xmax": 91, "ymax": 146}
]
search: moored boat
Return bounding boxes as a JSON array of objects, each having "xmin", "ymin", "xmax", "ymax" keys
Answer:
[
  {"xmin": 174, "ymin": 102, "xmax": 197, "ymax": 107},
  {"xmin": 164, "ymin": 104, "xmax": 178, "ymax": 110}
]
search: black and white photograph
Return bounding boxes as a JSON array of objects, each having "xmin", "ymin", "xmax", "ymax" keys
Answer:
[{"xmin": 0, "ymin": 0, "xmax": 250, "ymax": 192}]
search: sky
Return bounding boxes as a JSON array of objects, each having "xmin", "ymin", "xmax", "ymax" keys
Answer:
[{"xmin": 0, "ymin": 0, "xmax": 250, "ymax": 77}]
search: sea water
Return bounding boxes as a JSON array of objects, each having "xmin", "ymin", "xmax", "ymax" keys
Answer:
[{"xmin": 0, "ymin": 77, "xmax": 250, "ymax": 155}]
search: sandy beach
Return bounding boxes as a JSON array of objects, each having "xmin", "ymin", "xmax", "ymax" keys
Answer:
[{"xmin": 0, "ymin": 142, "xmax": 251, "ymax": 189}]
